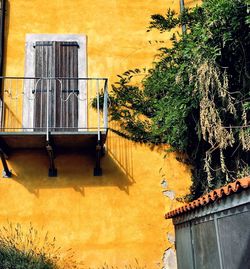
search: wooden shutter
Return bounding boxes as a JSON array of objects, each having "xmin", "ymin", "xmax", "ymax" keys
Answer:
[
  {"xmin": 55, "ymin": 42, "xmax": 78, "ymax": 131},
  {"xmin": 34, "ymin": 41, "xmax": 78, "ymax": 131},
  {"xmin": 34, "ymin": 41, "xmax": 54, "ymax": 131}
]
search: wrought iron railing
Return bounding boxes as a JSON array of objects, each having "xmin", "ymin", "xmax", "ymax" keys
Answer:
[{"xmin": 0, "ymin": 77, "xmax": 108, "ymax": 140}]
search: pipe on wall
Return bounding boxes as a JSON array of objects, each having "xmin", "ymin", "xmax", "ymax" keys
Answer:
[
  {"xmin": 0, "ymin": 0, "xmax": 6, "ymax": 80},
  {"xmin": 180, "ymin": 0, "xmax": 185, "ymax": 11},
  {"xmin": 180, "ymin": 0, "xmax": 186, "ymax": 33},
  {"xmin": 0, "ymin": 0, "xmax": 6, "ymax": 127}
]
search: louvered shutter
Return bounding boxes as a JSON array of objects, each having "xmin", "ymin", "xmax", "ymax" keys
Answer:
[
  {"xmin": 34, "ymin": 41, "xmax": 54, "ymax": 131},
  {"xmin": 34, "ymin": 41, "xmax": 78, "ymax": 131},
  {"xmin": 55, "ymin": 42, "xmax": 78, "ymax": 131}
]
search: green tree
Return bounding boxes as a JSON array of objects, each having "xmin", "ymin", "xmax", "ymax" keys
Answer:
[{"xmin": 108, "ymin": 0, "xmax": 250, "ymax": 199}]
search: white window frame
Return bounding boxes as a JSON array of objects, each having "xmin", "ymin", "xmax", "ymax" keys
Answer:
[{"xmin": 22, "ymin": 34, "xmax": 87, "ymax": 130}]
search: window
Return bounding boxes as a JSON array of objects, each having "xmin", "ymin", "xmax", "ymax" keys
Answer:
[{"xmin": 23, "ymin": 34, "xmax": 87, "ymax": 130}]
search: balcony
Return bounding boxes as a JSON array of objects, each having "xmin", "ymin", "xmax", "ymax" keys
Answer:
[{"xmin": 0, "ymin": 77, "xmax": 108, "ymax": 177}]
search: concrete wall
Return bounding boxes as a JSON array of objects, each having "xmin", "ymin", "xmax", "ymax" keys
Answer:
[{"xmin": 0, "ymin": 0, "xmax": 198, "ymax": 267}]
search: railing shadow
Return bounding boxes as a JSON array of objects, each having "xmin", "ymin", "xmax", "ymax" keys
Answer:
[
  {"xmin": 2, "ymin": 102, "xmax": 22, "ymax": 130},
  {"xmin": 106, "ymin": 122, "xmax": 134, "ymax": 182}
]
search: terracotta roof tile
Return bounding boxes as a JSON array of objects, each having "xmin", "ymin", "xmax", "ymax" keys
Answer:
[{"xmin": 165, "ymin": 176, "xmax": 250, "ymax": 219}]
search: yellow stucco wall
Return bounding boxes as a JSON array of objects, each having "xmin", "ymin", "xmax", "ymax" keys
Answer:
[{"xmin": 0, "ymin": 0, "xmax": 200, "ymax": 267}]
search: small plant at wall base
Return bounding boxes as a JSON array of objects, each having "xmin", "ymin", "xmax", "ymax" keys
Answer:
[
  {"xmin": 0, "ymin": 222, "xmax": 79, "ymax": 269},
  {"xmin": 102, "ymin": 0, "xmax": 250, "ymax": 200},
  {"xmin": 88, "ymin": 260, "xmax": 146, "ymax": 269}
]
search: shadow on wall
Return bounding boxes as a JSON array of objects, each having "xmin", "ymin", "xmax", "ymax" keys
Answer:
[
  {"xmin": 107, "ymin": 126, "xmax": 134, "ymax": 183},
  {"xmin": 8, "ymin": 130, "xmax": 135, "ymax": 197},
  {"xmin": 2, "ymin": 102, "xmax": 22, "ymax": 129}
]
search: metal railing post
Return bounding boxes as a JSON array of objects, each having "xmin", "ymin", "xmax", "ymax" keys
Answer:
[
  {"xmin": 0, "ymin": 77, "xmax": 4, "ymax": 129},
  {"xmin": 46, "ymin": 79, "xmax": 49, "ymax": 141},
  {"xmin": 94, "ymin": 79, "xmax": 103, "ymax": 176},
  {"xmin": 96, "ymin": 79, "xmax": 100, "ymax": 141},
  {"xmin": 103, "ymin": 79, "xmax": 108, "ymax": 131}
]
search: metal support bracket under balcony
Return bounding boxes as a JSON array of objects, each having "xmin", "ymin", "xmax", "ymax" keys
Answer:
[
  {"xmin": 46, "ymin": 140, "xmax": 57, "ymax": 177},
  {"xmin": 93, "ymin": 140, "xmax": 102, "ymax": 176},
  {"xmin": 0, "ymin": 147, "xmax": 11, "ymax": 178}
]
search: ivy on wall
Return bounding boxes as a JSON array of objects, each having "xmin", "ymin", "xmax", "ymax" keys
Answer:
[{"xmin": 99, "ymin": 0, "xmax": 250, "ymax": 200}]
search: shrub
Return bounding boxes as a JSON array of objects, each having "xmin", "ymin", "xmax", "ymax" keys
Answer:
[{"xmin": 0, "ymin": 222, "xmax": 78, "ymax": 269}]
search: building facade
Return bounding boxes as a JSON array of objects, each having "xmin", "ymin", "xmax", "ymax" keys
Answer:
[{"xmin": 0, "ymin": 0, "xmax": 199, "ymax": 267}]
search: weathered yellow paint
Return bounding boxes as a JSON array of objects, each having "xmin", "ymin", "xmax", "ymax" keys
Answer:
[{"xmin": 0, "ymin": 0, "xmax": 198, "ymax": 267}]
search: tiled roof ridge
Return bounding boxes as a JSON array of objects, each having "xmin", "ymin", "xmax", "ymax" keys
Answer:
[{"xmin": 165, "ymin": 176, "xmax": 250, "ymax": 219}]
